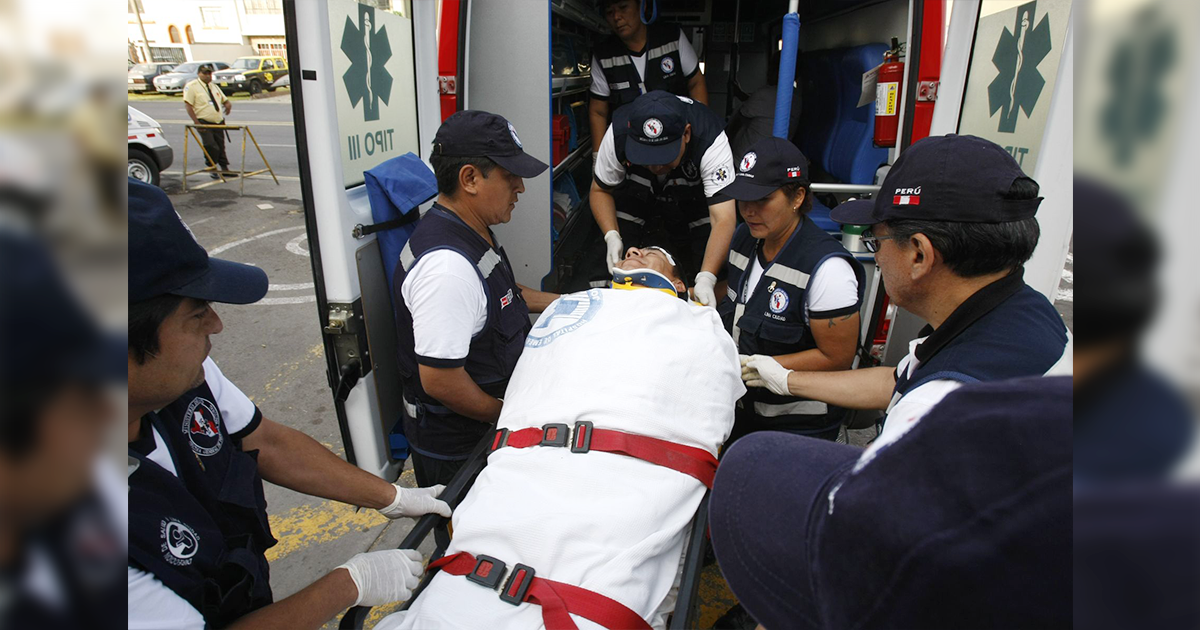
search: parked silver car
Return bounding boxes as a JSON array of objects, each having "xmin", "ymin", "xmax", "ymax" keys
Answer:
[{"xmin": 152, "ymin": 61, "xmax": 231, "ymax": 95}]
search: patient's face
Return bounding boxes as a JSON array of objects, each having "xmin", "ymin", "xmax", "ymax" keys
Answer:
[{"xmin": 615, "ymin": 247, "xmax": 679, "ymax": 281}]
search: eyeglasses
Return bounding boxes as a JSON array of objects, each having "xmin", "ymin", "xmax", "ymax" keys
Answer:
[{"xmin": 860, "ymin": 228, "xmax": 900, "ymax": 253}]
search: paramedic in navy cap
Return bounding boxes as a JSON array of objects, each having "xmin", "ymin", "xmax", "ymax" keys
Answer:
[
  {"xmin": 741, "ymin": 134, "xmax": 1069, "ymax": 446},
  {"xmin": 0, "ymin": 232, "xmax": 125, "ymax": 628},
  {"xmin": 715, "ymin": 137, "xmax": 865, "ymax": 444},
  {"xmin": 392, "ymin": 111, "xmax": 557, "ymax": 496},
  {"xmin": 126, "ymin": 180, "xmax": 451, "ymax": 630},
  {"xmin": 591, "ymin": 90, "xmax": 737, "ymax": 306},
  {"xmin": 709, "ymin": 375, "xmax": 1072, "ymax": 629}
]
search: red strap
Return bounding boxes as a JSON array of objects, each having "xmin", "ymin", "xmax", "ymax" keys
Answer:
[
  {"xmin": 429, "ymin": 552, "xmax": 651, "ymax": 630},
  {"xmin": 498, "ymin": 425, "xmax": 718, "ymax": 488}
]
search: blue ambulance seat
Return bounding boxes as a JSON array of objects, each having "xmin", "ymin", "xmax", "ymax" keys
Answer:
[
  {"xmin": 826, "ymin": 44, "xmax": 890, "ymax": 185},
  {"xmin": 796, "ymin": 44, "xmax": 890, "ymax": 186}
]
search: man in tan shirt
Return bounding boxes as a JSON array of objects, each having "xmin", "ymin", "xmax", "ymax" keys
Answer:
[{"xmin": 183, "ymin": 65, "xmax": 234, "ymax": 178}]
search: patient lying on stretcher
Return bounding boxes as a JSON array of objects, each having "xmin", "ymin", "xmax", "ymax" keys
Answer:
[{"xmin": 377, "ymin": 247, "xmax": 745, "ymax": 630}]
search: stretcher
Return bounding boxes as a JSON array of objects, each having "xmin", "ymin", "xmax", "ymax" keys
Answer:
[{"xmin": 338, "ymin": 427, "xmax": 715, "ymax": 629}]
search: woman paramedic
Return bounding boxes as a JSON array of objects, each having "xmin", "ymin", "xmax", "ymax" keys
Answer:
[{"xmin": 717, "ymin": 137, "xmax": 864, "ymax": 442}]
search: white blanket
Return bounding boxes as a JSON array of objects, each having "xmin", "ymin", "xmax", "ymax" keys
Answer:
[{"xmin": 379, "ymin": 288, "xmax": 744, "ymax": 630}]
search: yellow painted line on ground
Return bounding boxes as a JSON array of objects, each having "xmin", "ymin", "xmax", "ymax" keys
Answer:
[
  {"xmin": 697, "ymin": 563, "xmax": 739, "ymax": 628},
  {"xmin": 266, "ymin": 500, "xmax": 388, "ymax": 563}
]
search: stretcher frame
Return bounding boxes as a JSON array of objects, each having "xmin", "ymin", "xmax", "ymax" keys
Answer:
[{"xmin": 339, "ymin": 428, "xmax": 714, "ymax": 629}]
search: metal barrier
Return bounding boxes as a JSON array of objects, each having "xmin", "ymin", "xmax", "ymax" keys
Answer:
[{"xmin": 182, "ymin": 123, "xmax": 280, "ymax": 194}]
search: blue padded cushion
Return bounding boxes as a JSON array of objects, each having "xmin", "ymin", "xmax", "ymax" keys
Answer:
[
  {"xmin": 809, "ymin": 196, "xmax": 838, "ymax": 233},
  {"xmin": 826, "ymin": 44, "xmax": 890, "ymax": 185}
]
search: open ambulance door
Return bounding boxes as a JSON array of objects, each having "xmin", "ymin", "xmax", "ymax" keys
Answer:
[
  {"xmin": 283, "ymin": 0, "xmax": 442, "ymax": 480},
  {"xmin": 879, "ymin": 0, "xmax": 1074, "ymax": 365}
]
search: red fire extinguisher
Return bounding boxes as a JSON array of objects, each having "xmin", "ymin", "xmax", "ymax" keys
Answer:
[{"xmin": 873, "ymin": 38, "xmax": 904, "ymax": 148}]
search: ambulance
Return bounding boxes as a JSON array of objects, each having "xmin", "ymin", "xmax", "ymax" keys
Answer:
[{"xmin": 281, "ymin": 1, "xmax": 1073, "ymax": 623}]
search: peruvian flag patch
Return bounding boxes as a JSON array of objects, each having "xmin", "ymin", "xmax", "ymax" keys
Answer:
[
  {"xmin": 893, "ymin": 195, "xmax": 920, "ymax": 205},
  {"xmin": 786, "ymin": 166, "xmax": 802, "ymax": 178},
  {"xmin": 500, "ymin": 289, "xmax": 514, "ymax": 308}
]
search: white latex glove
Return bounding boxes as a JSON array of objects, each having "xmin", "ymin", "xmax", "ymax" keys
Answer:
[
  {"xmin": 693, "ymin": 271, "xmax": 718, "ymax": 307},
  {"xmin": 604, "ymin": 230, "xmax": 623, "ymax": 273},
  {"xmin": 337, "ymin": 548, "xmax": 424, "ymax": 607},
  {"xmin": 743, "ymin": 354, "xmax": 793, "ymax": 396},
  {"xmin": 377, "ymin": 484, "xmax": 451, "ymax": 519}
]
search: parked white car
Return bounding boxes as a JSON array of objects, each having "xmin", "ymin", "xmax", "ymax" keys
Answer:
[{"xmin": 128, "ymin": 106, "xmax": 173, "ymax": 187}]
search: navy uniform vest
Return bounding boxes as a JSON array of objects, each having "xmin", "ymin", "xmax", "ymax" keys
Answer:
[
  {"xmin": 891, "ymin": 272, "xmax": 1068, "ymax": 401},
  {"xmin": 593, "ymin": 23, "xmax": 692, "ymax": 114},
  {"xmin": 128, "ymin": 385, "xmax": 276, "ymax": 628},
  {"xmin": 718, "ymin": 217, "xmax": 865, "ymax": 434},
  {"xmin": 610, "ymin": 95, "xmax": 725, "ymax": 227},
  {"xmin": 393, "ymin": 204, "xmax": 532, "ymax": 459},
  {"xmin": 4, "ymin": 492, "xmax": 125, "ymax": 630}
]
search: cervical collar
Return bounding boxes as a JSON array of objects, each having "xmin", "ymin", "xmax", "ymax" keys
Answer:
[{"xmin": 610, "ymin": 268, "xmax": 682, "ymax": 298}]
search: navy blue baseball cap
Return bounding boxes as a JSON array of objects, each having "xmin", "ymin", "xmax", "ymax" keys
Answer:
[
  {"xmin": 129, "ymin": 179, "xmax": 268, "ymax": 304},
  {"xmin": 720, "ymin": 136, "xmax": 810, "ymax": 200},
  {"xmin": 0, "ymin": 231, "xmax": 125, "ymax": 383},
  {"xmin": 830, "ymin": 134, "xmax": 1043, "ymax": 225},
  {"xmin": 710, "ymin": 376, "xmax": 1072, "ymax": 630},
  {"xmin": 624, "ymin": 90, "xmax": 690, "ymax": 166},
  {"xmin": 432, "ymin": 110, "xmax": 549, "ymax": 178}
]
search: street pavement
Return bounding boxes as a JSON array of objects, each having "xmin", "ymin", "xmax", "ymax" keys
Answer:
[{"xmin": 156, "ymin": 94, "xmax": 1075, "ymax": 627}]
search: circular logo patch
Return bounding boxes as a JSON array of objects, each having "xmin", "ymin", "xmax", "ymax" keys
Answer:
[
  {"xmin": 660, "ymin": 57, "xmax": 675, "ymax": 73},
  {"xmin": 769, "ymin": 288, "xmax": 790, "ymax": 313},
  {"xmin": 740, "ymin": 152, "xmax": 757, "ymax": 172},
  {"xmin": 642, "ymin": 117, "xmax": 664, "ymax": 139},
  {"xmin": 183, "ymin": 397, "xmax": 224, "ymax": 457},
  {"xmin": 715, "ymin": 166, "xmax": 729, "ymax": 182},
  {"xmin": 682, "ymin": 160, "xmax": 699, "ymax": 179},
  {"xmin": 161, "ymin": 518, "xmax": 200, "ymax": 566},
  {"xmin": 526, "ymin": 289, "xmax": 603, "ymax": 348},
  {"xmin": 508, "ymin": 121, "xmax": 523, "ymax": 149}
]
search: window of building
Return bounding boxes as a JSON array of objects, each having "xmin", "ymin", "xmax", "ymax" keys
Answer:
[
  {"xmin": 200, "ymin": 7, "xmax": 224, "ymax": 28},
  {"xmin": 254, "ymin": 41, "xmax": 287, "ymax": 57},
  {"xmin": 168, "ymin": 25, "xmax": 181, "ymax": 43},
  {"xmin": 186, "ymin": 25, "xmax": 195, "ymax": 44},
  {"xmin": 244, "ymin": 0, "xmax": 282, "ymax": 14}
]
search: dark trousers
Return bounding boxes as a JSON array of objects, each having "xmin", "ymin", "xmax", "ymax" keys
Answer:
[
  {"xmin": 198, "ymin": 126, "xmax": 229, "ymax": 169},
  {"xmin": 410, "ymin": 450, "xmax": 470, "ymax": 551}
]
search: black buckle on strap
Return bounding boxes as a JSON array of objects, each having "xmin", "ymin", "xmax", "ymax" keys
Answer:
[
  {"xmin": 466, "ymin": 554, "xmax": 507, "ymax": 589},
  {"xmin": 540, "ymin": 423, "xmax": 569, "ymax": 447},
  {"xmin": 499, "ymin": 563, "xmax": 536, "ymax": 605},
  {"xmin": 490, "ymin": 428, "xmax": 510, "ymax": 453},
  {"xmin": 571, "ymin": 421, "xmax": 594, "ymax": 453}
]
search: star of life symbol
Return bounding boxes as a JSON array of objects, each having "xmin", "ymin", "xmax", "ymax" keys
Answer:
[
  {"xmin": 526, "ymin": 289, "xmax": 603, "ymax": 348},
  {"xmin": 740, "ymin": 152, "xmax": 757, "ymax": 172},
  {"xmin": 642, "ymin": 118, "xmax": 664, "ymax": 139},
  {"xmin": 715, "ymin": 166, "xmax": 729, "ymax": 182},
  {"xmin": 987, "ymin": 1, "xmax": 1051, "ymax": 134},
  {"xmin": 341, "ymin": 4, "xmax": 393, "ymax": 122},
  {"xmin": 161, "ymin": 518, "xmax": 199, "ymax": 566}
]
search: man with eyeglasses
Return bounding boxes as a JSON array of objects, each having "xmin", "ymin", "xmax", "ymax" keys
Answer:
[{"xmin": 741, "ymin": 135, "xmax": 1069, "ymax": 452}]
